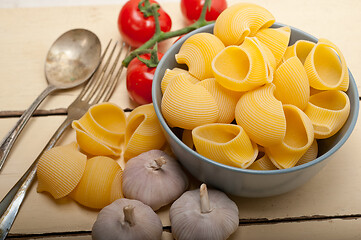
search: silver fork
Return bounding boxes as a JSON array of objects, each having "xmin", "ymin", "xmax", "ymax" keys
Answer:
[{"xmin": 0, "ymin": 40, "xmax": 130, "ymax": 240}]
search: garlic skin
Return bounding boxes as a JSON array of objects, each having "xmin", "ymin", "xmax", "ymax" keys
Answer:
[
  {"xmin": 92, "ymin": 198, "xmax": 163, "ymax": 240},
  {"xmin": 170, "ymin": 184, "xmax": 239, "ymax": 240},
  {"xmin": 122, "ymin": 149, "xmax": 189, "ymax": 211}
]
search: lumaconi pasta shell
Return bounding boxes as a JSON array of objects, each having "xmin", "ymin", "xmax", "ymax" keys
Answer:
[
  {"xmin": 248, "ymin": 151, "xmax": 277, "ymax": 170},
  {"xmin": 37, "ymin": 142, "xmax": 86, "ymax": 199},
  {"xmin": 273, "ymin": 56, "xmax": 310, "ymax": 110},
  {"xmin": 212, "ymin": 38, "xmax": 271, "ymax": 92},
  {"xmin": 124, "ymin": 103, "xmax": 166, "ymax": 160},
  {"xmin": 214, "ymin": 3, "xmax": 275, "ymax": 46},
  {"xmin": 265, "ymin": 104, "xmax": 314, "ymax": 169},
  {"xmin": 182, "ymin": 129, "xmax": 194, "ymax": 149},
  {"xmin": 70, "ymin": 156, "xmax": 123, "ymax": 209},
  {"xmin": 283, "ymin": 40, "xmax": 315, "ymax": 64},
  {"xmin": 235, "ymin": 83, "xmax": 286, "ymax": 147},
  {"xmin": 304, "ymin": 38, "xmax": 349, "ymax": 91},
  {"xmin": 197, "ymin": 78, "xmax": 242, "ymax": 123},
  {"xmin": 161, "ymin": 68, "xmax": 199, "ymax": 94},
  {"xmin": 304, "ymin": 90, "xmax": 350, "ymax": 139},
  {"xmin": 296, "ymin": 139, "xmax": 318, "ymax": 166},
  {"xmin": 161, "ymin": 73, "xmax": 219, "ymax": 130},
  {"xmin": 175, "ymin": 32, "xmax": 225, "ymax": 80},
  {"xmin": 72, "ymin": 102, "xmax": 126, "ymax": 156},
  {"xmin": 255, "ymin": 26, "xmax": 290, "ymax": 65},
  {"xmin": 192, "ymin": 123, "xmax": 258, "ymax": 168}
]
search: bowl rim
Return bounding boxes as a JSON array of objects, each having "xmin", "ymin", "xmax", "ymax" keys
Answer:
[{"xmin": 152, "ymin": 22, "xmax": 360, "ymax": 175}]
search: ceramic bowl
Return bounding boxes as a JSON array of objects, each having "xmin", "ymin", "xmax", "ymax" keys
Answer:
[{"xmin": 152, "ymin": 23, "xmax": 359, "ymax": 197}]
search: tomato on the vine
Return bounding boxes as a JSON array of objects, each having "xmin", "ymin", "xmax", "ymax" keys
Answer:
[
  {"xmin": 118, "ymin": 0, "xmax": 172, "ymax": 48},
  {"xmin": 180, "ymin": 0, "xmax": 227, "ymax": 24},
  {"xmin": 126, "ymin": 52, "xmax": 164, "ymax": 105}
]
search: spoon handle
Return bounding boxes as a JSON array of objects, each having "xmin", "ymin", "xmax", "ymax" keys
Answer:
[{"xmin": 0, "ymin": 85, "xmax": 57, "ymax": 172}]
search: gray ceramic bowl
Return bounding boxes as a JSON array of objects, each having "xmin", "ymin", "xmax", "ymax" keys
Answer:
[{"xmin": 152, "ymin": 23, "xmax": 359, "ymax": 197}]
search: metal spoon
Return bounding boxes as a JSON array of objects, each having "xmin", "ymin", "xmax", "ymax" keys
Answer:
[{"xmin": 0, "ymin": 28, "xmax": 101, "ymax": 171}]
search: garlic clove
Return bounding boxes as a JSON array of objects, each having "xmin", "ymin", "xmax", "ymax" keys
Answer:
[
  {"xmin": 122, "ymin": 149, "xmax": 189, "ymax": 211},
  {"xmin": 170, "ymin": 183, "xmax": 239, "ymax": 240},
  {"xmin": 92, "ymin": 198, "xmax": 163, "ymax": 240}
]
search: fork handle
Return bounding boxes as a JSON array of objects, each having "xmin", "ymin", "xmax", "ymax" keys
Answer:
[
  {"xmin": 0, "ymin": 116, "xmax": 73, "ymax": 240},
  {"xmin": 0, "ymin": 85, "xmax": 57, "ymax": 172}
]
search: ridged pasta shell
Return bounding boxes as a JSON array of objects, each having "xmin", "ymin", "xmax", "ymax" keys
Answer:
[
  {"xmin": 124, "ymin": 103, "xmax": 166, "ymax": 160},
  {"xmin": 296, "ymin": 139, "xmax": 318, "ymax": 166},
  {"xmin": 192, "ymin": 123, "xmax": 258, "ymax": 168},
  {"xmin": 175, "ymin": 33, "xmax": 225, "ymax": 80},
  {"xmin": 283, "ymin": 40, "xmax": 315, "ymax": 64},
  {"xmin": 235, "ymin": 83, "xmax": 286, "ymax": 147},
  {"xmin": 255, "ymin": 26, "xmax": 291, "ymax": 65},
  {"xmin": 182, "ymin": 129, "xmax": 194, "ymax": 150},
  {"xmin": 37, "ymin": 142, "xmax": 86, "ymax": 199},
  {"xmin": 70, "ymin": 156, "xmax": 123, "ymax": 209},
  {"xmin": 304, "ymin": 90, "xmax": 350, "ymax": 139},
  {"xmin": 273, "ymin": 56, "xmax": 310, "ymax": 110},
  {"xmin": 161, "ymin": 73, "xmax": 219, "ymax": 130},
  {"xmin": 212, "ymin": 38, "xmax": 271, "ymax": 92},
  {"xmin": 197, "ymin": 78, "xmax": 242, "ymax": 123},
  {"xmin": 248, "ymin": 151, "xmax": 277, "ymax": 170},
  {"xmin": 72, "ymin": 102, "xmax": 126, "ymax": 156},
  {"xmin": 161, "ymin": 68, "xmax": 199, "ymax": 94},
  {"xmin": 304, "ymin": 38, "xmax": 349, "ymax": 91},
  {"xmin": 214, "ymin": 3, "xmax": 275, "ymax": 46}
]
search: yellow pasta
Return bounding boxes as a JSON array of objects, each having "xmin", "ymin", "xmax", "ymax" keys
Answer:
[
  {"xmin": 296, "ymin": 140, "xmax": 318, "ymax": 166},
  {"xmin": 161, "ymin": 68, "xmax": 199, "ymax": 94},
  {"xmin": 70, "ymin": 156, "xmax": 123, "ymax": 209},
  {"xmin": 182, "ymin": 129, "xmax": 194, "ymax": 150},
  {"xmin": 255, "ymin": 26, "xmax": 291, "ymax": 65},
  {"xmin": 72, "ymin": 102, "xmax": 126, "ymax": 156},
  {"xmin": 304, "ymin": 38, "xmax": 349, "ymax": 91},
  {"xmin": 283, "ymin": 40, "xmax": 315, "ymax": 64},
  {"xmin": 192, "ymin": 123, "xmax": 258, "ymax": 168},
  {"xmin": 161, "ymin": 73, "xmax": 219, "ymax": 130},
  {"xmin": 273, "ymin": 56, "xmax": 310, "ymax": 110},
  {"xmin": 197, "ymin": 78, "xmax": 242, "ymax": 123},
  {"xmin": 175, "ymin": 33, "xmax": 225, "ymax": 80},
  {"xmin": 235, "ymin": 83, "xmax": 286, "ymax": 147},
  {"xmin": 212, "ymin": 37, "xmax": 271, "ymax": 92},
  {"xmin": 124, "ymin": 103, "xmax": 166, "ymax": 160},
  {"xmin": 214, "ymin": 3, "xmax": 275, "ymax": 46},
  {"xmin": 304, "ymin": 90, "xmax": 350, "ymax": 139},
  {"xmin": 264, "ymin": 104, "xmax": 314, "ymax": 169},
  {"xmin": 37, "ymin": 142, "xmax": 87, "ymax": 199},
  {"xmin": 248, "ymin": 151, "xmax": 277, "ymax": 170}
]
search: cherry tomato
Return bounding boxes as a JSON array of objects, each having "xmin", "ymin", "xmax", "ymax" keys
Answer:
[
  {"xmin": 180, "ymin": 0, "xmax": 227, "ymax": 24},
  {"xmin": 126, "ymin": 52, "xmax": 164, "ymax": 105},
  {"xmin": 118, "ymin": 0, "xmax": 172, "ymax": 48}
]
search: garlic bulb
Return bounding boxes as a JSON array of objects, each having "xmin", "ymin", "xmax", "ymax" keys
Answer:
[
  {"xmin": 122, "ymin": 149, "xmax": 188, "ymax": 211},
  {"xmin": 92, "ymin": 198, "xmax": 163, "ymax": 240},
  {"xmin": 170, "ymin": 184, "xmax": 239, "ymax": 240}
]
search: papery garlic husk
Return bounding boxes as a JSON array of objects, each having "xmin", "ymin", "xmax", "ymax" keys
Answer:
[
  {"xmin": 170, "ymin": 184, "xmax": 239, "ymax": 240},
  {"xmin": 92, "ymin": 198, "xmax": 163, "ymax": 240},
  {"xmin": 122, "ymin": 149, "xmax": 189, "ymax": 211}
]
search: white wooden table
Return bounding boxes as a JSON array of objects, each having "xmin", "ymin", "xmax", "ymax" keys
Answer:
[{"xmin": 1, "ymin": 0, "xmax": 361, "ymax": 239}]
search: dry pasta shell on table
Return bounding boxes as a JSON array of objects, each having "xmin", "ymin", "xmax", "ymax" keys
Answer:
[
  {"xmin": 197, "ymin": 78, "xmax": 243, "ymax": 123},
  {"xmin": 283, "ymin": 40, "xmax": 316, "ymax": 64},
  {"xmin": 161, "ymin": 68, "xmax": 199, "ymax": 94},
  {"xmin": 304, "ymin": 90, "xmax": 350, "ymax": 139},
  {"xmin": 37, "ymin": 142, "xmax": 86, "ymax": 199},
  {"xmin": 161, "ymin": 73, "xmax": 219, "ymax": 130},
  {"xmin": 296, "ymin": 139, "xmax": 318, "ymax": 166},
  {"xmin": 264, "ymin": 104, "xmax": 314, "ymax": 169},
  {"xmin": 212, "ymin": 38, "xmax": 271, "ymax": 92},
  {"xmin": 72, "ymin": 102, "xmax": 126, "ymax": 156},
  {"xmin": 235, "ymin": 83, "xmax": 286, "ymax": 147},
  {"xmin": 175, "ymin": 32, "xmax": 225, "ymax": 80},
  {"xmin": 214, "ymin": 2, "xmax": 275, "ymax": 46},
  {"xmin": 255, "ymin": 26, "xmax": 290, "ymax": 65},
  {"xmin": 70, "ymin": 156, "xmax": 123, "ymax": 209},
  {"xmin": 192, "ymin": 123, "xmax": 258, "ymax": 168},
  {"xmin": 248, "ymin": 151, "xmax": 277, "ymax": 170},
  {"xmin": 124, "ymin": 103, "xmax": 166, "ymax": 161},
  {"xmin": 304, "ymin": 38, "xmax": 349, "ymax": 91},
  {"xmin": 273, "ymin": 56, "xmax": 310, "ymax": 110}
]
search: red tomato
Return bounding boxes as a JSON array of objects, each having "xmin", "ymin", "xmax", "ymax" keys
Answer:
[
  {"xmin": 126, "ymin": 52, "xmax": 164, "ymax": 105},
  {"xmin": 118, "ymin": 0, "xmax": 172, "ymax": 48},
  {"xmin": 180, "ymin": 0, "xmax": 227, "ymax": 24}
]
